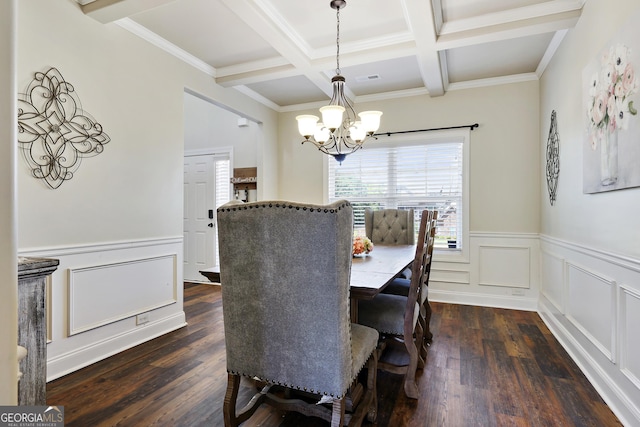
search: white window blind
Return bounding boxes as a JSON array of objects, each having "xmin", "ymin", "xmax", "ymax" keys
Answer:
[
  {"xmin": 214, "ymin": 156, "xmax": 230, "ymax": 266},
  {"xmin": 214, "ymin": 157, "xmax": 231, "ymax": 209},
  {"xmin": 328, "ymin": 140, "xmax": 464, "ymax": 249}
]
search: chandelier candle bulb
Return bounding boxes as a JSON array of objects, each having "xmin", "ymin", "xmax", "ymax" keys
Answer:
[
  {"xmin": 315, "ymin": 124, "xmax": 330, "ymax": 143},
  {"xmin": 319, "ymin": 105, "xmax": 345, "ymax": 130},
  {"xmin": 296, "ymin": 115, "xmax": 319, "ymax": 138},
  {"xmin": 358, "ymin": 111, "xmax": 383, "ymax": 133},
  {"xmin": 349, "ymin": 122, "xmax": 366, "ymax": 142}
]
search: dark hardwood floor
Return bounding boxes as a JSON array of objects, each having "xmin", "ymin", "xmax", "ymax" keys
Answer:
[{"xmin": 47, "ymin": 283, "xmax": 622, "ymax": 426}]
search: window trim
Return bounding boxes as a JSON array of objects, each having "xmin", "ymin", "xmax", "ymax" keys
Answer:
[{"xmin": 324, "ymin": 129, "xmax": 470, "ymax": 264}]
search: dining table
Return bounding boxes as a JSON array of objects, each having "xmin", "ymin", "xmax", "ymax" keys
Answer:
[
  {"xmin": 349, "ymin": 244, "xmax": 416, "ymax": 322},
  {"xmin": 200, "ymin": 244, "xmax": 416, "ymax": 321}
]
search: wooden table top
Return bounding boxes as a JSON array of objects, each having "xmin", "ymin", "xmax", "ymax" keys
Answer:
[{"xmin": 349, "ymin": 244, "xmax": 415, "ymax": 300}]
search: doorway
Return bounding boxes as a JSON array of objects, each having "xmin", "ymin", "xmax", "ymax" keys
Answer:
[{"xmin": 183, "ymin": 151, "xmax": 230, "ymax": 282}]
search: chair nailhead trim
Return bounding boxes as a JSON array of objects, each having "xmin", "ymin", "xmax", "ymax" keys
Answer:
[
  {"xmin": 226, "ymin": 370, "xmax": 345, "ymax": 398},
  {"xmin": 218, "ymin": 200, "xmax": 350, "ymax": 213}
]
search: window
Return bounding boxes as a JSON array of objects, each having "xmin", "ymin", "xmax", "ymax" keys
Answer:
[
  {"xmin": 214, "ymin": 157, "xmax": 231, "ymax": 209},
  {"xmin": 214, "ymin": 155, "xmax": 231, "ymax": 266},
  {"xmin": 327, "ymin": 130, "xmax": 469, "ymax": 257}
]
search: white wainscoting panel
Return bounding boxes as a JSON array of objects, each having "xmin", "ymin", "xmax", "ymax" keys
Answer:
[
  {"xmin": 19, "ymin": 237, "xmax": 186, "ymax": 381},
  {"xmin": 430, "ymin": 267, "xmax": 470, "ymax": 285},
  {"xmin": 430, "ymin": 232, "xmax": 539, "ymax": 311},
  {"xmin": 540, "ymin": 250, "xmax": 564, "ymax": 313},
  {"xmin": 620, "ymin": 284, "xmax": 640, "ymax": 389},
  {"xmin": 566, "ymin": 262, "xmax": 615, "ymax": 362},
  {"xmin": 539, "ymin": 235, "xmax": 640, "ymax": 427},
  {"xmin": 69, "ymin": 255, "xmax": 177, "ymax": 335},
  {"xmin": 478, "ymin": 245, "xmax": 530, "ymax": 288}
]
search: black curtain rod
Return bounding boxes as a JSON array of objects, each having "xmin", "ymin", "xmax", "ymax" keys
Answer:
[{"xmin": 374, "ymin": 123, "xmax": 479, "ymax": 137}]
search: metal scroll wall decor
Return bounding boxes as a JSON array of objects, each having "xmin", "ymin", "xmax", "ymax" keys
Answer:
[
  {"xmin": 17, "ymin": 67, "xmax": 110, "ymax": 189},
  {"xmin": 546, "ymin": 110, "xmax": 560, "ymax": 205}
]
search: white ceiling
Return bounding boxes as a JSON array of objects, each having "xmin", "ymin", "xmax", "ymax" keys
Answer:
[{"xmin": 79, "ymin": 0, "xmax": 584, "ymax": 112}]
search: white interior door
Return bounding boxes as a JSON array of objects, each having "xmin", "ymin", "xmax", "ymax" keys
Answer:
[{"xmin": 183, "ymin": 155, "xmax": 216, "ymax": 282}]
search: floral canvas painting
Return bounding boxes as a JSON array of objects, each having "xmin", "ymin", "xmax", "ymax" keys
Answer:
[{"xmin": 583, "ymin": 14, "xmax": 640, "ymax": 193}]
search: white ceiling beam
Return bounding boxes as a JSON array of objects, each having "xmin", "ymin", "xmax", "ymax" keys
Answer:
[
  {"xmin": 218, "ymin": 0, "xmax": 335, "ymax": 99},
  {"xmin": 81, "ymin": 0, "xmax": 177, "ymax": 23},
  {"xmin": 212, "ymin": 0, "xmax": 584, "ymax": 89},
  {"xmin": 215, "ymin": 57, "xmax": 292, "ymax": 81},
  {"xmin": 536, "ymin": 29, "xmax": 569, "ymax": 77},
  {"xmin": 116, "ymin": 17, "xmax": 216, "ymax": 76},
  {"xmin": 437, "ymin": 2, "xmax": 582, "ymax": 50},
  {"xmin": 402, "ymin": 0, "xmax": 445, "ymax": 96},
  {"xmin": 216, "ymin": 64, "xmax": 300, "ymax": 87},
  {"xmin": 216, "ymin": 41, "xmax": 417, "ymax": 87},
  {"xmin": 440, "ymin": 0, "xmax": 583, "ymax": 35}
]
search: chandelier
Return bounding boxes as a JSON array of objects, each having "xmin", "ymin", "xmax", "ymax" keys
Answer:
[{"xmin": 296, "ymin": 0, "xmax": 382, "ymax": 163}]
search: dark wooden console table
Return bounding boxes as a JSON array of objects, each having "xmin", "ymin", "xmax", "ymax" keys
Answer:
[{"xmin": 18, "ymin": 256, "xmax": 59, "ymax": 406}]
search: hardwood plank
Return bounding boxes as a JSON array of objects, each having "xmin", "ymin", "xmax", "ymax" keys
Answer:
[
  {"xmin": 513, "ymin": 357, "xmax": 567, "ymax": 427},
  {"xmin": 47, "ymin": 285, "xmax": 623, "ymax": 427},
  {"xmin": 519, "ymin": 323, "xmax": 571, "ymax": 379},
  {"xmin": 483, "ymin": 340, "xmax": 526, "ymax": 418}
]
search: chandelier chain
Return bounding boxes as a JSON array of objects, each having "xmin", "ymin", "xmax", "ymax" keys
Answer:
[{"xmin": 336, "ymin": 6, "xmax": 341, "ymax": 75}]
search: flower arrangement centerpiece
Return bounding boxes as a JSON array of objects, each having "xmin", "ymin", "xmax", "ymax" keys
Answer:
[
  {"xmin": 586, "ymin": 44, "xmax": 639, "ymax": 185},
  {"xmin": 352, "ymin": 236, "xmax": 374, "ymax": 256}
]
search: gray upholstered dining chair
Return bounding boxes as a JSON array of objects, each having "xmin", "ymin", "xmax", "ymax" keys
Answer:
[
  {"xmin": 357, "ymin": 210, "xmax": 434, "ymax": 400},
  {"xmin": 365, "ymin": 208, "xmax": 415, "ymax": 279},
  {"xmin": 217, "ymin": 200, "xmax": 379, "ymax": 427},
  {"xmin": 364, "ymin": 208, "xmax": 415, "ymax": 245}
]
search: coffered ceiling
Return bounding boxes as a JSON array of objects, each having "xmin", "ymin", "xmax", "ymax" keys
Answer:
[{"xmin": 78, "ymin": 0, "xmax": 584, "ymax": 111}]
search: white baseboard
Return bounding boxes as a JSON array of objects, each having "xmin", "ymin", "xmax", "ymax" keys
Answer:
[
  {"xmin": 538, "ymin": 299, "xmax": 640, "ymax": 427},
  {"xmin": 429, "ymin": 288, "xmax": 538, "ymax": 311},
  {"xmin": 48, "ymin": 312, "xmax": 186, "ymax": 381}
]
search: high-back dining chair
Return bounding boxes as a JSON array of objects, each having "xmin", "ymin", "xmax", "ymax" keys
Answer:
[
  {"xmin": 383, "ymin": 210, "xmax": 438, "ymax": 366},
  {"xmin": 217, "ymin": 200, "xmax": 379, "ymax": 427},
  {"xmin": 364, "ymin": 208, "xmax": 415, "ymax": 245},
  {"xmin": 365, "ymin": 208, "xmax": 415, "ymax": 279},
  {"xmin": 357, "ymin": 210, "xmax": 434, "ymax": 400}
]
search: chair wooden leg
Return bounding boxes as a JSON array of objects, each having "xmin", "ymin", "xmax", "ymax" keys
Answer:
[
  {"xmin": 402, "ymin": 329, "xmax": 420, "ymax": 400},
  {"xmin": 417, "ymin": 305, "xmax": 427, "ymax": 369},
  {"xmin": 366, "ymin": 350, "xmax": 378, "ymax": 423},
  {"xmin": 330, "ymin": 397, "xmax": 346, "ymax": 427},
  {"xmin": 419, "ymin": 299, "xmax": 433, "ymax": 363},
  {"xmin": 223, "ymin": 373, "xmax": 241, "ymax": 427},
  {"xmin": 424, "ymin": 299, "xmax": 433, "ymax": 344},
  {"xmin": 415, "ymin": 309, "xmax": 426, "ymax": 370},
  {"xmin": 224, "ymin": 373, "xmax": 269, "ymax": 426}
]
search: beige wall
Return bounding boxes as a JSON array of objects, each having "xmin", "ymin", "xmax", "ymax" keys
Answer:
[
  {"xmin": 538, "ymin": 2, "xmax": 640, "ymax": 423},
  {"xmin": 9, "ymin": 0, "xmax": 279, "ymax": 382},
  {"xmin": 184, "ymin": 92, "xmax": 260, "ymax": 169},
  {"xmin": 540, "ymin": 0, "xmax": 640, "ymax": 258},
  {"xmin": 278, "ymin": 80, "xmax": 541, "ymax": 234},
  {"xmin": 16, "ymin": 0, "xmax": 278, "ymax": 249}
]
